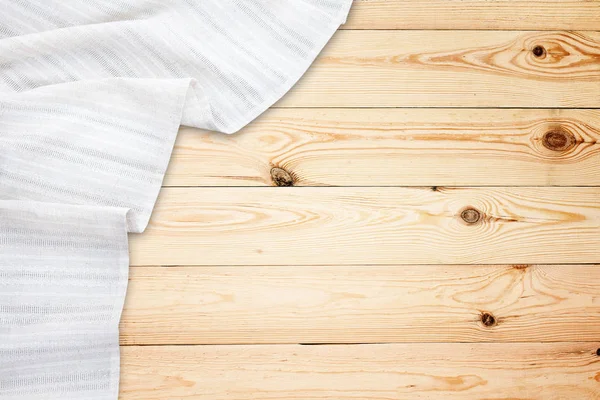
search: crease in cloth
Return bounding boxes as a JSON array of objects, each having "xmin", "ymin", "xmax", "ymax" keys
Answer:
[{"xmin": 0, "ymin": 1, "xmax": 353, "ymax": 398}]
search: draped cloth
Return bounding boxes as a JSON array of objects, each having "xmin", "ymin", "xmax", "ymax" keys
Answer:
[{"xmin": 0, "ymin": 1, "xmax": 353, "ymax": 398}]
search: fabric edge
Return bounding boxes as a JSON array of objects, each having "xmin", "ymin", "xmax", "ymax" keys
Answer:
[
  {"xmin": 0, "ymin": 202, "xmax": 130, "ymax": 400},
  {"xmin": 111, "ymin": 210, "xmax": 131, "ymax": 400},
  {"xmin": 221, "ymin": 0, "xmax": 354, "ymax": 134},
  {"xmin": 131, "ymin": 78, "xmax": 193, "ymax": 233}
]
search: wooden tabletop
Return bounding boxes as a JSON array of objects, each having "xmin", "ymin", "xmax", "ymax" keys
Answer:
[{"xmin": 120, "ymin": 1, "xmax": 600, "ymax": 398}]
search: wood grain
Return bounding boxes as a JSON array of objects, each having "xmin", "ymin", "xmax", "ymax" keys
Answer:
[
  {"xmin": 120, "ymin": 342, "xmax": 600, "ymax": 400},
  {"xmin": 275, "ymin": 30, "xmax": 600, "ymax": 108},
  {"xmin": 167, "ymin": 109, "xmax": 600, "ymax": 187},
  {"xmin": 121, "ymin": 264, "xmax": 600, "ymax": 345},
  {"xmin": 129, "ymin": 187, "xmax": 600, "ymax": 266},
  {"xmin": 120, "ymin": 4, "xmax": 600, "ymax": 399},
  {"xmin": 343, "ymin": 0, "xmax": 600, "ymax": 31}
]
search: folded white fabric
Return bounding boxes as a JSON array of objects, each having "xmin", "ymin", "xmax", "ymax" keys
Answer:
[{"xmin": 0, "ymin": 1, "xmax": 353, "ymax": 398}]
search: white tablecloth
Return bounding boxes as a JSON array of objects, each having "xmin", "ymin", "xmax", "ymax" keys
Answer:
[{"xmin": 0, "ymin": 1, "xmax": 352, "ymax": 398}]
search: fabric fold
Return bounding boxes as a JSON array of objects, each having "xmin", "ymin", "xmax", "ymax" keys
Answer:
[
  {"xmin": 1, "ymin": 78, "xmax": 192, "ymax": 232},
  {"xmin": 0, "ymin": 1, "xmax": 353, "ymax": 398}
]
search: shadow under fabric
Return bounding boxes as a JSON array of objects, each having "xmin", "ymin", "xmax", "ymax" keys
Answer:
[{"xmin": 0, "ymin": 1, "xmax": 353, "ymax": 398}]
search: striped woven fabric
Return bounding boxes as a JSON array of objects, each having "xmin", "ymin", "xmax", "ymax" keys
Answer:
[{"xmin": 0, "ymin": 1, "xmax": 353, "ymax": 398}]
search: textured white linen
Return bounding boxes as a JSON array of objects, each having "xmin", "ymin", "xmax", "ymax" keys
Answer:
[
  {"xmin": 0, "ymin": 1, "xmax": 352, "ymax": 398},
  {"xmin": 0, "ymin": 202, "xmax": 128, "ymax": 400}
]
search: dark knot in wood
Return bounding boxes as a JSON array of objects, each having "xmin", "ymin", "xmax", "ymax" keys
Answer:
[
  {"xmin": 480, "ymin": 312, "xmax": 497, "ymax": 328},
  {"xmin": 270, "ymin": 167, "xmax": 294, "ymax": 187},
  {"xmin": 460, "ymin": 208, "xmax": 481, "ymax": 225},
  {"xmin": 542, "ymin": 128, "xmax": 575, "ymax": 152},
  {"xmin": 532, "ymin": 45, "xmax": 546, "ymax": 58},
  {"xmin": 596, "ymin": 348, "xmax": 600, "ymax": 356}
]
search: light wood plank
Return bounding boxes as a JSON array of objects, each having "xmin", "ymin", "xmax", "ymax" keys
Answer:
[
  {"xmin": 129, "ymin": 187, "xmax": 600, "ymax": 266},
  {"xmin": 343, "ymin": 0, "xmax": 600, "ymax": 31},
  {"xmin": 167, "ymin": 109, "xmax": 600, "ymax": 187},
  {"xmin": 275, "ymin": 31, "xmax": 600, "ymax": 108},
  {"xmin": 121, "ymin": 264, "xmax": 600, "ymax": 345},
  {"xmin": 120, "ymin": 343, "xmax": 600, "ymax": 399}
]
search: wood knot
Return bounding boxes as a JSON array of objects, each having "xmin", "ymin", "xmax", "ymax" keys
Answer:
[
  {"xmin": 270, "ymin": 167, "xmax": 294, "ymax": 187},
  {"xmin": 532, "ymin": 45, "xmax": 546, "ymax": 58},
  {"xmin": 542, "ymin": 128, "xmax": 575, "ymax": 152},
  {"xmin": 460, "ymin": 207, "xmax": 482, "ymax": 225},
  {"xmin": 596, "ymin": 348, "xmax": 600, "ymax": 356},
  {"xmin": 480, "ymin": 312, "xmax": 497, "ymax": 328}
]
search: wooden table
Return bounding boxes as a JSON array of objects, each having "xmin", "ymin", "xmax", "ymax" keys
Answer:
[{"xmin": 120, "ymin": 1, "xmax": 600, "ymax": 398}]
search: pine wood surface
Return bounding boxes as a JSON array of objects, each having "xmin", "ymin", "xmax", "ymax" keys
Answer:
[
  {"xmin": 121, "ymin": 1, "xmax": 600, "ymax": 398},
  {"xmin": 276, "ymin": 30, "xmax": 600, "ymax": 108},
  {"xmin": 167, "ymin": 108, "xmax": 600, "ymax": 187},
  {"xmin": 129, "ymin": 187, "xmax": 600, "ymax": 266},
  {"xmin": 342, "ymin": 0, "xmax": 600, "ymax": 30},
  {"xmin": 119, "ymin": 343, "xmax": 600, "ymax": 400},
  {"xmin": 121, "ymin": 264, "xmax": 600, "ymax": 345}
]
